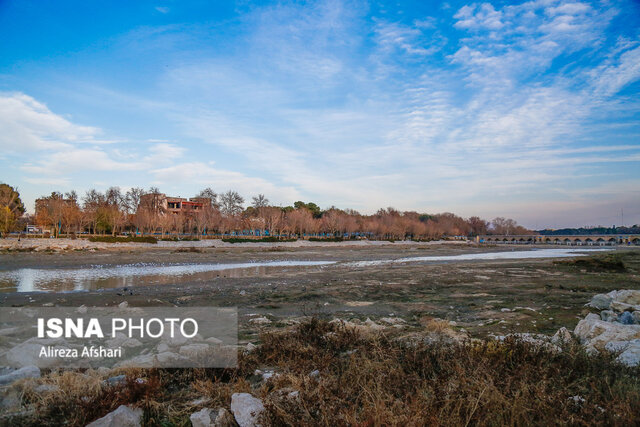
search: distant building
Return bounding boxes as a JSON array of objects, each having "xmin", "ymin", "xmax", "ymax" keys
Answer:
[{"xmin": 139, "ymin": 194, "xmax": 211, "ymax": 215}]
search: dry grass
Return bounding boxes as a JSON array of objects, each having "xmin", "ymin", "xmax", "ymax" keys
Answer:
[{"xmin": 4, "ymin": 319, "xmax": 640, "ymax": 426}]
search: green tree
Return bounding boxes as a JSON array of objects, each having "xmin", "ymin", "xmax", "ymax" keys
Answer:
[{"xmin": 0, "ymin": 184, "xmax": 25, "ymax": 237}]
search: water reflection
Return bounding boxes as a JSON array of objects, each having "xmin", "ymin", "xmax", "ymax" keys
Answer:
[{"xmin": 0, "ymin": 261, "xmax": 335, "ymax": 293}]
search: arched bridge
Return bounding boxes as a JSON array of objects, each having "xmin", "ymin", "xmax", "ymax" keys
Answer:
[{"xmin": 477, "ymin": 235, "xmax": 640, "ymax": 246}]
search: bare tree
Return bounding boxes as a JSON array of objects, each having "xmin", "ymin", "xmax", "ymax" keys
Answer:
[
  {"xmin": 196, "ymin": 187, "xmax": 219, "ymax": 208},
  {"xmin": 220, "ymin": 191, "xmax": 244, "ymax": 217},
  {"xmin": 251, "ymin": 194, "xmax": 269, "ymax": 209}
]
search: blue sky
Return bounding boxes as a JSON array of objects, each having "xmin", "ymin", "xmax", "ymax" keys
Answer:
[{"xmin": 1, "ymin": 0, "xmax": 639, "ymax": 228}]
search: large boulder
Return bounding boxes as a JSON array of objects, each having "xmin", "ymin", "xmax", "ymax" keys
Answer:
[
  {"xmin": 0, "ymin": 365, "xmax": 40, "ymax": 386},
  {"xmin": 574, "ymin": 313, "xmax": 640, "ymax": 353},
  {"xmin": 589, "ymin": 293, "xmax": 613, "ymax": 310},
  {"xmin": 230, "ymin": 393, "xmax": 265, "ymax": 427},
  {"xmin": 85, "ymin": 405, "xmax": 142, "ymax": 427}
]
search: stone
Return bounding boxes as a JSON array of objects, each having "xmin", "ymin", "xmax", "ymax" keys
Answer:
[
  {"xmin": 379, "ymin": 317, "xmax": 406, "ymax": 325},
  {"xmin": 249, "ymin": 317, "xmax": 271, "ymax": 325},
  {"xmin": 600, "ymin": 310, "xmax": 617, "ymax": 322},
  {"xmin": 633, "ymin": 311, "xmax": 640, "ymax": 324},
  {"xmin": 616, "ymin": 339, "xmax": 640, "ymax": 367},
  {"xmin": 190, "ymin": 407, "xmax": 234, "ymax": 427},
  {"xmin": 309, "ymin": 369, "xmax": 320, "ymax": 377},
  {"xmin": 118, "ymin": 301, "xmax": 129, "ymax": 309},
  {"xmin": 610, "ymin": 301, "xmax": 640, "ymax": 313},
  {"xmin": 0, "ymin": 365, "xmax": 41, "ymax": 386},
  {"xmin": 77, "ymin": 305, "xmax": 88, "ymax": 314},
  {"xmin": 34, "ymin": 384, "xmax": 59, "ymax": 394},
  {"xmin": 86, "ymin": 405, "xmax": 142, "ymax": 427},
  {"xmin": 244, "ymin": 343, "xmax": 257, "ymax": 353},
  {"xmin": 206, "ymin": 336, "xmax": 223, "ymax": 345},
  {"xmin": 619, "ymin": 311, "xmax": 635, "ymax": 325},
  {"xmin": 610, "ymin": 290, "xmax": 640, "ymax": 306},
  {"xmin": 230, "ymin": 393, "xmax": 265, "ymax": 427},
  {"xmin": 103, "ymin": 375, "xmax": 126, "ymax": 387},
  {"xmin": 574, "ymin": 313, "xmax": 640, "ymax": 353},
  {"xmin": 588, "ymin": 294, "xmax": 612, "ymax": 310},
  {"xmin": 155, "ymin": 351, "xmax": 191, "ymax": 365},
  {"xmin": 551, "ymin": 327, "xmax": 572, "ymax": 344},
  {"xmin": 179, "ymin": 343, "xmax": 210, "ymax": 358}
]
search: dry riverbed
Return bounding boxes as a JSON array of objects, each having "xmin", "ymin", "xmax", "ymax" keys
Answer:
[
  {"xmin": 1, "ymin": 243, "xmax": 639, "ymax": 339},
  {"xmin": 1, "ymin": 243, "xmax": 640, "ymax": 425}
]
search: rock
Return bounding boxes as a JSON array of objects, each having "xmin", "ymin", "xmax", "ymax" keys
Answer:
[
  {"xmin": 379, "ymin": 317, "xmax": 406, "ymax": 325},
  {"xmin": 86, "ymin": 405, "xmax": 142, "ymax": 427},
  {"xmin": 633, "ymin": 311, "xmax": 640, "ymax": 324},
  {"xmin": 610, "ymin": 301, "xmax": 640, "ymax": 313},
  {"xmin": 34, "ymin": 384, "xmax": 59, "ymax": 394},
  {"xmin": 189, "ymin": 397, "xmax": 211, "ymax": 406},
  {"xmin": 616, "ymin": 339, "xmax": 640, "ymax": 367},
  {"xmin": 620, "ymin": 311, "xmax": 635, "ymax": 325},
  {"xmin": 156, "ymin": 351, "xmax": 191, "ymax": 365},
  {"xmin": 179, "ymin": 343, "xmax": 210, "ymax": 358},
  {"xmin": 610, "ymin": 290, "xmax": 640, "ymax": 306},
  {"xmin": 600, "ymin": 310, "xmax": 617, "ymax": 322},
  {"xmin": 589, "ymin": 294, "xmax": 613, "ymax": 310},
  {"xmin": 249, "ymin": 317, "xmax": 271, "ymax": 325},
  {"xmin": 309, "ymin": 369, "xmax": 320, "ymax": 377},
  {"xmin": 230, "ymin": 393, "xmax": 265, "ymax": 427},
  {"xmin": 42, "ymin": 302, "xmax": 54, "ymax": 307},
  {"xmin": 244, "ymin": 343, "xmax": 257, "ymax": 353},
  {"xmin": 551, "ymin": 327, "xmax": 572, "ymax": 345},
  {"xmin": 190, "ymin": 407, "xmax": 234, "ymax": 427},
  {"xmin": 157, "ymin": 343, "xmax": 170, "ymax": 353},
  {"xmin": 0, "ymin": 365, "xmax": 41, "ymax": 386},
  {"xmin": 205, "ymin": 336, "xmax": 223, "ymax": 345},
  {"xmin": 77, "ymin": 305, "xmax": 88, "ymax": 314},
  {"xmin": 364, "ymin": 318, "xmax": 385, "ymax": 330},
  {"xmin": 574, "ymin": 313, "xmax": 640, "ymax": 353},
  {"xmin": 103, "ymin": 375, "xmax": 126, "ymax": 387},
  {"xmin": 118, "ymin": 301, "xmax": 129, "ymax": 309}
]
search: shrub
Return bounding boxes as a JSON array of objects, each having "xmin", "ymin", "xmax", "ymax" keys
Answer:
[
  {"xmin": 222, "ymin": 237, "xmax": 297, "ymax": 243},
  {"xmin": 88, "ymin": 236, "xmax": 157, "ymax": 244}
]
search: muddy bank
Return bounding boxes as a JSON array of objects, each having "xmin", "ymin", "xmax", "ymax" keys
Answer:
[{"xmin": 1, "ymin": 247, "xmax": 638, "ymax": 339}]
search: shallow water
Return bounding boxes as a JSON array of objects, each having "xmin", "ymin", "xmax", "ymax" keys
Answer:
[
  {"xmin": 347, "ymin": 247, "xmax": 612, "ymax": 267},
  {"xmin": 0, "ymin": 248, "xmax": 611, "ymax": 293},
  {"xmin": 0, "ymin": 261, "xmax": 335, "ymax": 293}
]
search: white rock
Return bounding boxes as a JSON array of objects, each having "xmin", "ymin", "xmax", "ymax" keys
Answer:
[
  {"xmin": 615, "ymin": 339, "xmax": 640, "ymax": 367},
  {"xmin": 551, "ymin": 327, "xmax": 572, "ymax": 345},
  {"xmin": 77, "ymin": 305, "xmax": 88, "ymax": 314},
  {"xmin": 190, "ymin": 407, "xmax": 233, "ymax": 427},
  {"xmin": 179, "ymin": 343, "xmax": 210, "ymax": 358},
  {"xmin": 230, "ymin": 393, "xmax": 265, "ymax": 427},
  {"xmin": 118, "ymin": 301, "xmax": 129, "ymax": 309},
  {"xmin": 574, "ymin": 314, "xmax": 640, "ymax": 353},
  {"xmin": 249, "ymin": 317, "xmax": 271, "ymax": 325},
  {"xmin": 86, "ymin": 405, "xmax": 142, "ymax": 427},
  {"xmin": 0, "ymin": 365, "xmax": 41, "ymax": 385}
]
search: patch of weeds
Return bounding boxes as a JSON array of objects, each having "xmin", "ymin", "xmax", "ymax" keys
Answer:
[{"xmin": 553, "ymin": 253, "xmax": 627, "ymax": 272}]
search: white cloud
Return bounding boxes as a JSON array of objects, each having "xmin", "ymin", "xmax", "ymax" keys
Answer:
[
  {"xmin": 454, "ymin": 3, "xmax": 504, "ymax": 30},
  {"xmin": 0, "ymin": 92, "xmax": 100, "ymax": 152}
]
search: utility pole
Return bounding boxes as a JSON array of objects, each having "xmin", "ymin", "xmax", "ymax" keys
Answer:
[{"xmin": 621, "ymin": 208, "xmax": 624, "ymax": 228}]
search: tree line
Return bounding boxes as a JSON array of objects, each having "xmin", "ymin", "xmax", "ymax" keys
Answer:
[{"xmin": 0, "ymin": 183, "xmax": 532, "ymax": 239}]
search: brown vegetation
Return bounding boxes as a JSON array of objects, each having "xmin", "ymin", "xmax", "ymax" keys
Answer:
[
  {"xmin": 27, "ymin": 186, "xmax": 531, "ymax": 240},
  {"xmin": 8, "ymin": 319, "xmax": 639, "ymax": 426}
]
